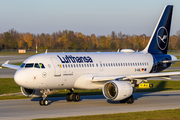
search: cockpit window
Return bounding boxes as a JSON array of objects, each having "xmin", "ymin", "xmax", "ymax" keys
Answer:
[
  {"xmin": 20, "ymin": 63, "xmax": 25, "ymax": 68},
  {"xmin": 34, "ymin": 63, "xmax": 40, "ymax": 68},
  {"xmin": 25, "ymin": 63, "xmax": 34, "ymax": 68},
  {"xmin": 39, "ymin": 63, "xmax": 45, "ymax": 68}
]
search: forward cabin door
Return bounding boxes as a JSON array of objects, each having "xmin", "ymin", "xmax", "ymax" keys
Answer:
[{"xmin": 51, "ymin": 57, "xmax": 61, "ymax": 77}]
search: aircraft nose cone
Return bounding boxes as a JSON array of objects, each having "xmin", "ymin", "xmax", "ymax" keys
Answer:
[{"xmin": 14, "ymin": 70, "xmax": 27, "ymax": 86}]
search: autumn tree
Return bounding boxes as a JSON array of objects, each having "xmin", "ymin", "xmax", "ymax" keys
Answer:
[
  {"xmin": 1, "ymin": 28, "xmax": 180, "ymax": 51},
  {"xmin": 3, "ymin": 32, "xmax": 12, "ymax": 49},
  {"xmin": 23, "ymin": 32, "xmax": 33, "ymax": 49},
  {"xmin": 18, "ymin": 34, "xmax": 25, "ymax": 49},
  {"xmin": 169, "ymin": 35, "xmax": 178, "ymax": 50},
  {"xmin": 0, "ymin": 33, "xmax": 3, "ymax": 49}
]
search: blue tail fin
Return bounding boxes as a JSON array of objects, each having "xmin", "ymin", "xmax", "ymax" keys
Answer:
[{"xmin": 143, "ymin": 5, "xmax": 173, "ymax": 54}]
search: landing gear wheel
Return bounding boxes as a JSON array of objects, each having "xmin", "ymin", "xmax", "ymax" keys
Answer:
[
  {"xmin": 39, "ymin": 99, "xmax": 48, "ymax": 106},
  {"xmin": 66, "ymin": 93, "xmax": 73, "ymax": 102},
  {"xmin": 73, "ymin": 93, "xmax": 80, "ymax": 102},
  {"xmin": 127, "ymin": 95, "xmax": 134, "ymax": 104},
  {"xmin": 39, "ymin": 89, "xmax": 49, "ymax": 106},
  {"xmin": 43, "ymin": 99, "xmax": 48, "ymax": 106},
  {"xmin": 39, "ymin": 99, "xmax": 44, "ymax": 106},
  {"xmin": 120, "ymin": 99, "xmax": 127, "ymax": 103}
]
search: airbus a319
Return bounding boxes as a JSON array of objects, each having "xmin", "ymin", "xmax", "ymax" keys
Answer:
[{"xmin": 2, "ymin": 5, "xmax": 179, "ymax": 106}]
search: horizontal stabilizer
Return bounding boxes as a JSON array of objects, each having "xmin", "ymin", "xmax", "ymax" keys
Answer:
[{"xmin": 160, "ymin": 59, "xmax": 180, "ymax": 63}]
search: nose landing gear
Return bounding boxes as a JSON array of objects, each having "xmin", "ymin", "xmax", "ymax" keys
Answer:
[{"xmin": 39, "ymin": 89, "xmax": 49, "ymax": 106}]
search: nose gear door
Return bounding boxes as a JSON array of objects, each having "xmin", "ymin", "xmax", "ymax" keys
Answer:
[{"xmin": 51, "ymin": 57, "xmax": 61, "ymax": 77}]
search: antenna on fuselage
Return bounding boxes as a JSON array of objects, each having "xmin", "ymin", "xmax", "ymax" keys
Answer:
[
  {"xmin": 45, "ymin": 49, "xmax": 48, "ymax": 54},
  {"xmin": 117, "ymin": 49, "xmax": 120, "ymax": 53}
]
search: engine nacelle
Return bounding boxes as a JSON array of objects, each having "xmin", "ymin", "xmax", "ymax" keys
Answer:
[
  {"xmin": 103, "ymin": 81, "xmax": 133, "ymax": 101},
  {"xmin": 21, "ymin": 87, "xmax": 42, "ymax": 98}
]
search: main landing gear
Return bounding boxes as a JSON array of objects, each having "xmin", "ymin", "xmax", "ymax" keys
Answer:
[
  {"xmin": 39, "ymin": 89, "xmax": 49, "ymax": 106},
  {"xmin": 120, "ymin": 95, "xmax": 134, "ymax": 104},
  {"xmin": 66, "ymin": 89, "xmax": 80, "ymax": 102}
]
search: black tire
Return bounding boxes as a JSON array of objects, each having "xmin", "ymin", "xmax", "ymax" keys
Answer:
[
  {"xmin": 127, "ymin": 95, "xmax": 134, "ymax": 104},
  {"xmin": 120, "ymin": 99, "xmax": 127, "ymax": 103},
  {"xmin": 66, "ymin": 93, "xmax": 73, "ymax": 102},
  {"xmin": 43, "ymin": 99, "xmax": 48, "ymax": 106},
  {"xmin": 73, "ymin": 93, "xmax": 80, "ymax": 102},
  {"xmin": 39, "ymin": 99, "xmax": 44, "ymax": 106}
]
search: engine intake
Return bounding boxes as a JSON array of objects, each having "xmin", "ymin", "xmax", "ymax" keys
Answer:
[
  {"xmin": 103, "ymin": 81, "xmax": 133, "ymax": 101},
  {"xmin": 21, "ymin": 87, "xmax": 42, "ymax": 98}
]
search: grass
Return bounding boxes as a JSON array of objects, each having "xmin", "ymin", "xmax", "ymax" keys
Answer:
[
  {"xmin": 11, "ymin": 62, "xmax": 22, "ymax": 66},
  {"xmin": 35, "ymin": 108, "xmax": 180, "ymax": 120},
  {"xmin": 171, "ymin": 56, "xmax": 180, "ymax": 67},
  {"xmin": 0, "ymin": 78, "xmax": 21, "ymax": 94},
  {"xmin": 167, "ymin": 51, "xmax": 180, "ymax": 54},
  {"xmin": 136, "ymin": 80, "xmax": 180, "ymax": 92},
  {"xmin": 0, "ymin": 95, "xmax": 27, "ymax": 100}
]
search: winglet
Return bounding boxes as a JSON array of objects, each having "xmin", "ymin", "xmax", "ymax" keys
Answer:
[{"xmin": 4, "ymin": 60, "xmax": 9, "ymax": 64}]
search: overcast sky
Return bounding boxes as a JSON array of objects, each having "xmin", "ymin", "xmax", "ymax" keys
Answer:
[{"xmin": 0, "ymin": 0, "xmax": 180, "ymax": 36}]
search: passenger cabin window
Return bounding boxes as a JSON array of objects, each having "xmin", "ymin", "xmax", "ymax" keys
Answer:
[
  {"xmin": 96, "ymin": 64, "xmax": 98, "ymax": 67},
  {"xmin": 25, "ymin": 63, "xmax": 34, "ymax": 68}
]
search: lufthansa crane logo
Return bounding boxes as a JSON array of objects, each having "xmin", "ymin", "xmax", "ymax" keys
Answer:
[{"xmin": 156, "ymin": 27, "xmax": 168, "ymax": 50}]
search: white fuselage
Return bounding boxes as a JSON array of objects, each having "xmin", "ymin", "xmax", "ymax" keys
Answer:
[{"xmin": 14, "ymin": 52, "xmax": 154, "ymax": 90}]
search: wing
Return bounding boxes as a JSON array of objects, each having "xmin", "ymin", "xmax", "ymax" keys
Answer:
[
  {"xmin": 92, "ymin": 75, "xmax": 124, "ymax": 82},
  {"xmin": 2, "ymin": 60, "xmax": 20, "ymax": 70},
  {"xmin": 92, "ymin": 71, "xmax": 180, "ymax": 82},
  {"xmin": 123, "ymin": 72, "xmax": 180, "ymax": 80}
]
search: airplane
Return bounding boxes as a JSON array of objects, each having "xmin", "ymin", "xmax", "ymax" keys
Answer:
[{"xmin": 2, "ymin": 5, "xmax": 180, "ymax": 106}]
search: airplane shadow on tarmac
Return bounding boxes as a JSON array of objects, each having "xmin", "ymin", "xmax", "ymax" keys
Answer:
[{"xmin": 30, "ymin": 81, "xmax": 180, "ymax": 105}]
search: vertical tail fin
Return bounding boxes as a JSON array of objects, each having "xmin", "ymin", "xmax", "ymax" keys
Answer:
[{"xmin": 143, "ymin": 5, "xmax": 173, "ymax": 54}]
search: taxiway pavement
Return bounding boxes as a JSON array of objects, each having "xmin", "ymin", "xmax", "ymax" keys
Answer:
[
  {"xmin": 0, "ymin": 55, "xmax": 31, "ymax": 64},
  {"xmin": 0, "ymin": 91, "xmax": 180, "ymax": 120},
  {"xmin": 0, "ymin": 69, "xmax": 16, "ymax": 78}
]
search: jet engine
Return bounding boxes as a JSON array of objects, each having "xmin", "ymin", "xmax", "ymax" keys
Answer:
[
  {"xmin": 103, "ymin": 81, "xmax": 133, "ymax": 101},
  {"xmin": 21, "ymin": 87, "xmax": 42, "ymax": 98}
]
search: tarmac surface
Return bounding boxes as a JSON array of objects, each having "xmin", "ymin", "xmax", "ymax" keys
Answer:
[
  {"xmin": 0, "ymin": 69, "xmax": 16, "ymax": 78},
  {"xmin": 0, "ymin": 55, "xmax": 31, "ymax": 64},
  {"xmin": 0, "ymin": 91, "xmax": 180, "ymax": 120}
]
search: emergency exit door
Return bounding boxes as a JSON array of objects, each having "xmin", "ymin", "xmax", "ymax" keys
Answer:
[{"xmin": 51, "ymin": 57, "xmax": 61, "ymax": 77}]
